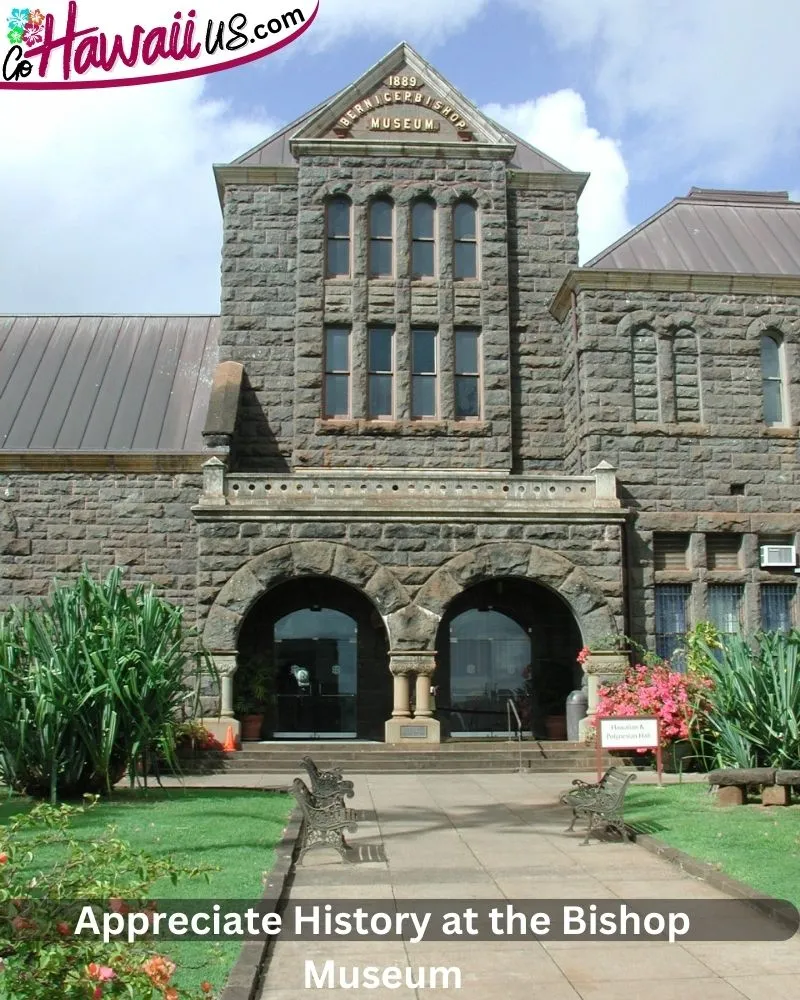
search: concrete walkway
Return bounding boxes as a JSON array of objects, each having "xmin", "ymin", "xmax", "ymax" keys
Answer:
[{"xmin": 256, "ymin": 772, "xmax": 800, "ymax": 1000}]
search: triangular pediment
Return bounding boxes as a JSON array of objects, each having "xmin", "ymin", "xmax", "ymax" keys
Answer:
[{"xmin": 291, "ymin": 42, "xmax": 514, "ymax": 149}]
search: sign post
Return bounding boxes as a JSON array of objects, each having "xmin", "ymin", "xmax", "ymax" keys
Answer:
[{"xmin": 597, "ymin": 716, "xmax": 662, "ymax": 786}]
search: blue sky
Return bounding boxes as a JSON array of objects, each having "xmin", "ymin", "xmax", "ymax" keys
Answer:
[{"xmin": 2, "ymin": 0, "xmax": 799, "ymax": 313}]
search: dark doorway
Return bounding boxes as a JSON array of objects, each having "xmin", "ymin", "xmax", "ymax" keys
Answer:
[
  {"xmin": 237, "ymin": 577, "xmax": 390, "ymax": 740},
  {"xmin": 435, "ymin": 577, "xmax": 583, "ymax": 739}
]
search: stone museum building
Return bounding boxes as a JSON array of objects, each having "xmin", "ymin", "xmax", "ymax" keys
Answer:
[{"xmin": 1, "ymin": 43, "xmax": 799, "ymax": 744}]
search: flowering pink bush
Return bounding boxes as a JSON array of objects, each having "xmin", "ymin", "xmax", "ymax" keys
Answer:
[{"xmin": 592, "ymin": 662, "xmax": 712, "ymax": 748}]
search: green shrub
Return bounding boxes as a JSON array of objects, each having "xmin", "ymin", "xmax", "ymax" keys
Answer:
[
  {"xmin": 0, "ymin": 568, "xmax": 213, "ymax": 802},
  {"xmin": 694, "ymin": 630, "xmax": 800, "ymax": 769},
  {"xmin": 0, "ymin": 796, "xmax": 215, "ymax": 998}
]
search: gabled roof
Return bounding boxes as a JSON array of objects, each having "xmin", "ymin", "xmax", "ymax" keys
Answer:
[
  {"xmin": 0, "ymin": 316, "xmax": 218, "ymax": 453},
  {"xmin": 586, "ymin": 188, "xmax": 800, "ymax": 275},
  {"xmin": 231, "ymin": 42, "xmax": 574, "ymax": 176}
]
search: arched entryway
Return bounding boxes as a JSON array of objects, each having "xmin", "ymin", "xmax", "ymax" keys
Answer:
[
  {"xmin": 435, "ymin": 577, "xmax": 583, "ymax": 739},
  {"xmin": 236, "ymin": 577, "xmax": 390, "ymax": 741}
]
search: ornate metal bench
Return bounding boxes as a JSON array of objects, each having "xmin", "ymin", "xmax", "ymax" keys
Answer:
[
  {"xmin": 300, "ymin": 755, "xmax": 355, "ymax": 805},
  {"xmin": 559, "ymin": 767, "xmax": 637, "ymax": 845},
  {"xmin": 291, "ymin": 777, "xmax": 359, "ymax": 862}
]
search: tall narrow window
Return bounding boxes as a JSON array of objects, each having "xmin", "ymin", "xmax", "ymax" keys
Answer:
[
  {"xmin": 631, "ymin": 326, "xmax": 659, "ymax": 422},
  {"xmin": 326, "ymin": 197, "xmax": 351, "ymax": 278},
  {"xmin": 455, "ymin": 328, "xmax": 480, "ymax": 419},
  {"xmin": 323, "ymin": 327, "xmax": 350, "ymax": 418},
  {"xmin": 654, "ymin": 584, "xmax": 690, "ymax": 666},
  {"xmin": 453, "ymin": 200, "xmax": 477, "ymax": 279},
  {"xmin": 761, "ymin": 585, "xmax": 795, "ymax": 632},
  {"xmin": 673, "ymin": 328, "xmax": 702, "ymax": 422},
  {"xmin": 411, "ymin": 198, "xmax": 436, "ymax": 278},
  {"xmin": 368, "ymin": 326, "xmax": 394, "ymax": 419},
  {"xmin": 369, "ymin": 197, "xmax": 393, "ymax": 277},
  {"xmin": 761, "ymin": 333, "xmax": 786, "ymax": 425},
  {"xmin": 708, "ymin": 585, "xmax": 744, "ymax": 643},
  {"xmin": 411, "ymin": 328, "xmax": 437, "ymax": 419}
]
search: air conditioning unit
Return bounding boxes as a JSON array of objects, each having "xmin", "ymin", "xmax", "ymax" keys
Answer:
[{"xmin": 760, "ymin": 545, "xmax": 797, "ymax": 568}]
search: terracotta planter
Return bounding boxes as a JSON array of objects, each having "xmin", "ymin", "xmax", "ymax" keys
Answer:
[
  {"xmin": 240, "ymin": 714, "xmax": 264, "ymax": 742},
  {"xmin": 545, "ymin": 715, "xmax": 567, "ymax": 741}
]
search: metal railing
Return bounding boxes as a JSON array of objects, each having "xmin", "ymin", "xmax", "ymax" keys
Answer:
[{"xmin": 506, "ymin": 698, "xmax": 524, "ymax": 773}]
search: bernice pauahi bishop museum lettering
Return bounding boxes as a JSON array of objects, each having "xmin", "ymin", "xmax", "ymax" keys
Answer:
[{"xmin": 1, "ymin": 42, "xmax": 799, "ymax": 748}]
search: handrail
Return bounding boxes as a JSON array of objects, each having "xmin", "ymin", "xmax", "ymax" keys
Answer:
[{"xmin": 506, "ymin": 698, "xmax": 524, "ymax": 773}]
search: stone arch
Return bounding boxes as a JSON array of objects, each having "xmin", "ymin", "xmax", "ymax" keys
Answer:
[
  {"xmin": 202, "ymin": 541, "xmax": 411, "ymax": 653},
  {"xmin": 415, "ymin": 542, "xmax": 618, "ymax": 650},
  {"xmin": 747, "ymin": 316, "xmax": 800, "ymax": 344}
]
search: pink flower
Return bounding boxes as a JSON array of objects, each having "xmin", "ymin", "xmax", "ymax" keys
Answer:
[
  {"xmin": 86, "ymin": 963, "xmax": 116, "ymax": 982},
  {"xmin": 23, "ymin": 22, "xmax": 42, "ymax": 44}
]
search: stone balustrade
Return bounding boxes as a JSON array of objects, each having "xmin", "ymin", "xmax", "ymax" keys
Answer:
[{"xmin": 196, "ymin": 460, "xmax": 621, "ymax": 517}]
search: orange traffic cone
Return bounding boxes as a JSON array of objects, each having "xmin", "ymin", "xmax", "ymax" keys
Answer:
[{"xmin": 223, "ymin": 725, "xmax": 238, "ymax": 753}]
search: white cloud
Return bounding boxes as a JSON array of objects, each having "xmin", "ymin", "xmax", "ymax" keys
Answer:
[
  {"xmin": 0, "ymin": 82, "xmax": 275, "ymax": 313},
  {"xmin": 485, "ymin": 91, "xmax": 630, "ymax": 263},
  {"xmin": 516, "ymin": 0, "xmax": 800, "ymax": 184},
  {"xmin": 306, "ymin": 0, "xmax": 490, "ymax": 48}
]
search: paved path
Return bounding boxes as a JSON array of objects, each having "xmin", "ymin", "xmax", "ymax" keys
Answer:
[{"xmin": 255, "ymin": 772, "xmax": 799, "ymax": 1000}]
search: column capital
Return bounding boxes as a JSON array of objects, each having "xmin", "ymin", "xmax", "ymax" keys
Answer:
[{"xmin": 389, "ymin": 650, "xmax": 437, "ymax": 677}]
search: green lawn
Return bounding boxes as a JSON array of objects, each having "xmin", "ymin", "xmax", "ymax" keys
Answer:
[
  {"xmin": 0, "ymin": 788, "xmax": 294, "ymax": 994},
  {"xmin": 626, "ymin": 783, "xmax": 800, "ymax": 907}
]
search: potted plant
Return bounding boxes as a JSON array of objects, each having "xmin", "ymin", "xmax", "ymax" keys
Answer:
[{"xmin": 234, "ymin": 660, "xmax": 271, "ymax": 742}]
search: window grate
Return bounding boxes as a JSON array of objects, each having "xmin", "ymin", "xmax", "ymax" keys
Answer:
[
  {"xmin": 654, "ymin": 585, "xmax": 690, "ymax": 666},
  {"xmin": 708, "ymin": 585, "xmax": 744, "ymax": 636},
  {"xmin": 761, "ymin": 585, "xmax": 795, "ymax": 632}
]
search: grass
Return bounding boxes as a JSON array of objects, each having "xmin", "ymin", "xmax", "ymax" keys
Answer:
[
  {"xmin": 0, "ymin": 787, "xmax": 294, "ymax": 994},
  {"xmin": 625, "ymin": 783, "xmax": 800, "ymax": 907}
]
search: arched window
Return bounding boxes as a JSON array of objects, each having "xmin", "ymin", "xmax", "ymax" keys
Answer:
[
  {"xmin": 761, "ymin": 332, "xmax": 787, "ymax": 425},
  {"xmin": 411, "ymin": 198, "xmax": 436, "ymax": 278},
  {"xmin": 631, "ymin": 326, "xmax": 659, "ymax": 422},
  {"xmin": 369, "ymin": 197, "xmax": 394, "ymax": 277},
  {"xmin": 453, "ymin": 200, "xmax": 478, "ymax": 279},
  {"xmin": 325, "ymin": 196, "xmax": 351, "ymax": 278}
]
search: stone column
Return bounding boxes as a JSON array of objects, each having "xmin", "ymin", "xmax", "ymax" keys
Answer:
[
  {"xmin": 578, "ymin": 651, "xmax": 628, "ymax": 743},
  {"xmin": 200, "ymin": 653, "xmax": 240, "ymax": 743},
  {"xmin": 385, "ymin": 651, "xmax": 441, "ymax": 744}
]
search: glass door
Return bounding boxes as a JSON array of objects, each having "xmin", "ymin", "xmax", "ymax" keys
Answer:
[
  {"xmin": 273, "ymin": 608, "xmax": 357, "ymax": 738},
  {"xmin": 449, "ymin": 609, "xmax": 531, "ymax": 736}
]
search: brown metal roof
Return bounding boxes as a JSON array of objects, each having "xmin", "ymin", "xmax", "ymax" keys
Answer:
[
  {"xmin": 0, "ymin": 316, "xmax": 218, "ymax": 452},
  {"xmin": 587, "ymin": 189, "xmax": 800, "ymax": 274}
]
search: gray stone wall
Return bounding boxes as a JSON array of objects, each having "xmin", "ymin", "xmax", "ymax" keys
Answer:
[
  {"xmin": 220, "ymin": 180, "xmax": 299, "ymax": 472},
  {"xmin": 506, "ymin": 184, "xmax": 579, "ymax": 471},
  {"xmin": 0, "ymin": 473, "xmax": 201, "ymax": 618},
  {"xmin": 567, "ymin": 287, "xmax": 800, "ymax": 645}
]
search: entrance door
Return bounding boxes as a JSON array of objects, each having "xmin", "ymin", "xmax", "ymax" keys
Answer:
[
  {"xmin": 449, "ymin": 609, "xmax": 531, "ymax": 736},
  {"xmin": 273, "ymin": 608, "xmax": 357, "ymax": 738}
]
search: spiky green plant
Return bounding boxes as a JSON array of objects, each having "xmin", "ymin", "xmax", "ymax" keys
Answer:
[
  {"xmin": 694, "ymin": 630, "xmax": 800, "ymax": 769},
  {"xmin": 0, "ymin": 567, "xmax": 214, "ymax": 802}
]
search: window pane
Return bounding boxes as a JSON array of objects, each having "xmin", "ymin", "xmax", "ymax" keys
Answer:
[
  {"xmin": 761, "ymin": 585, "xmax": 794, "ymax": 631},
  {"xmin": 327, "ymin": 198, "xmax": 350, "ymax": 237},
  {"xmin": 760, "ymin": 335, "xmax": 781, "ymax": 378},
  {"xmin": 708, "ymin": 585, "xmax": 743, "ymax": 635},
  {"xmin": 412, "ymin": 330, "xmax": 436, "ymax": 374},
  {"xmin": 453, "ymin": 201, "xmax": 476, "ymax": 240},
  {"xmin": 327, "ymin": 239, "xmax": 350, "ymax": 277},
  {"xmin": 369, "ymin": 239, "xmax": 392, "ymax": 277},
  {"xmin": 369, "ymin": 328, "xmax": 393, "ymax": 373},
  {"xmin": 412, "ymin": 200, "xmax": 434, "ymax": 239},
  {"xmin": 369, "ymin": 373, "xmax": 393, "ymax": 417},
  {"xmin": 454, "ymin": 241, "xmax": 477, "ymax": 279},
  {"xmin": 324, "ymin": 374, "xmax": 349, "ymax": 417},
  {"xmin": 455, "ymin": 375, "xmax": 479, "ymax": 418},
  {"xmin": 370, "ymin": 199, "xmax": 393, "ymax": 238},
  {"xmin": 412, "ymin": 240, "xmax": 435, "ymax": 277},
  {"xmin": 455, "ymin": 329, "xmax": 479, "ymax": 374},
  {"xmin": 412, "ymin": 375, "xmax": 436, "ymax": 418},
  {"xmin": 654, "ymin": 585, "xmax": 690, "ymax": 665},
  {"xmin": 325, "ymin": 328, "xmax": 349, "ymax": 372},
  {"xmin": 763, "ymin": 379, "xmax": 783, "ymax": 424}
]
